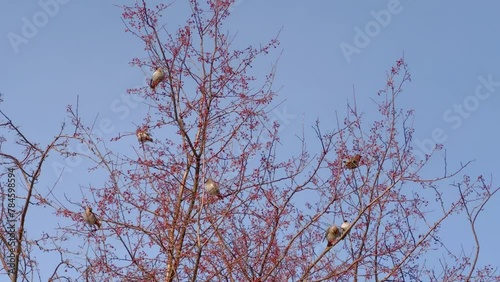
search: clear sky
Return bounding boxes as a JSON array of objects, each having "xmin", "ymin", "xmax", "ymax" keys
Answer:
[{"xmin": 1, "ymin": 0, "xmax": 500, "ymax": 279}]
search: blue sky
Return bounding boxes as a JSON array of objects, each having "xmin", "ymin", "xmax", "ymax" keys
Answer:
[{"xmin": 2, "ymin": 0, "xmax": 500, "ymax": 279}]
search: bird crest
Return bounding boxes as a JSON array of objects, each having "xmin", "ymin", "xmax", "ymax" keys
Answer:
[{"xmin": 83, "ymin": 206, "xmax": 101, "ymax": 230}]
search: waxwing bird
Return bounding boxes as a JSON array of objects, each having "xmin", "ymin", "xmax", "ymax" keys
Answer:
[
  {"xmin": 83, "ymin": 206, "xmax": 101, "ymax": 229},
  {"xmin": 344, "ymin": 154, "xmax": 361, "ymax": 169},
  {"xmin": 205, "ymin": 178, "xmax": 223, "ymax": 200},
  {"xmin": 149, "ymin": 68, "xmax": 165, "ymax": 90},
  {"xmin": 341, "ymin": 220, "xmax": 351, "ymax": 234},
  {"xmin": 325, "ymin": 225, "xmax": 341, "ymax": 246},
  {"xmin": 136, "ymin": 128, "xmax": 153, "ymax": 143}
]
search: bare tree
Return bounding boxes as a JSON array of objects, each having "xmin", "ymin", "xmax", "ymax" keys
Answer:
[{"xmin": 0, "ymin": 105, "xmax": 75, "ymax": 281}]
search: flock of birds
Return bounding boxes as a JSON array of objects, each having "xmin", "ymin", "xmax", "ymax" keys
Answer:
[{"xmin": 82, "ymin": 67, "xmax": 361, "ymax": 247}]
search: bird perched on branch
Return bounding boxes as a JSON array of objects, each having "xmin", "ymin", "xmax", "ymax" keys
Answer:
[
  {"xmin": 341, "ymin": 220, "xmax": 351, "ymax": 234},
  {"xmin": 136, "ymin": 128, "xmax": 153, "ymax": 143},
  {"xmin": 344, "ymin": 154, "xmax": 361, "ymax": 169},
  {"xmin": 149, "ymin": 67, "xmax": 165, "ymax": 90},
  {"xmin": 205, "ymin": 178, "xmax": 223, "ymax": 200},
  {"xmin": 325, "ymin": 225, "xmax": 341, "ymax": 246},
  {"xmin": 83, "ymin": 206, "xmax": 101, "ymax": 230}
]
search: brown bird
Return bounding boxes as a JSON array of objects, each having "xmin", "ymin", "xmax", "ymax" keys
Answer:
[
  {"xmin": 344, "ymin": 154, "xmax": 361, "ymax": 169},
  {"xmin": 205, "ymin": 178, "xmax": 223, "ymax": 200},
  {"xmin": 149, "ymin": 68, "xmax": 165, "ymax": 90},
  {"xmin": 83, "ymin": 206, "xmax": 101, "ymax": 229},
  {"xmin": 136, "ymin": 128, "xmax": 153, "ymax": 143},
  {"xmin": 325, "ymin": 225, "xmax": 341, "ymax": 246}
]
